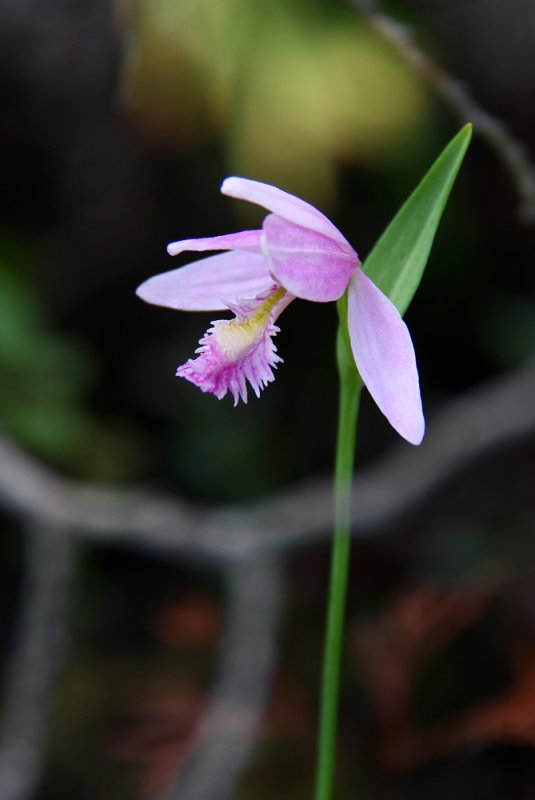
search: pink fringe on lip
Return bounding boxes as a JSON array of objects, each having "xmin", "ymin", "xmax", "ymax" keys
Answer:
[{"xmin": 176, "ymin": 317, "xmax": 282, "ymax": 405}]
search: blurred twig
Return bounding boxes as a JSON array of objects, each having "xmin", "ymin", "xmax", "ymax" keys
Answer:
[
  {"xmin": 0, "ymin": 526, "xmax": 75, "ymax": 800},
  {"xmin": 0, "ymin": 368, "xmax": 533, "ymax": 800},
  {"xmin": 350, "ymin": 0, "xmax": 535, "ymax": 223},
  {"xmin": 161, "ymin": 556, "xmax": 283, "ymax": 800},
  {"xmin": 0, "ymin": 364, "xmax": 534, "ymax": 562}
]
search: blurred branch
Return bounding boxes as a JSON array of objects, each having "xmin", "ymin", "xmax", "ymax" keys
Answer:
[
  {"xmin": 0, "ymin": 363, "xmax": 534, "ymax": 561},
  {"xmin": 0, "ymin": 368, "xmax": 533, "ymax": 800},
  {"xmin": 161, "ymin": 556, "xmax": 283, "ymax": 800},
  {"xmin": 0, "ymin": 526, "xmax": 75, "ymax": 800},
  {"xmin": 350, "ymin": 0, "xmax": 535, "ymax": 223}
]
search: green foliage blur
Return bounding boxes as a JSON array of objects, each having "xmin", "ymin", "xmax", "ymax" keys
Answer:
[
  {"xmin": 120, "ymin": 0, "xmax": 428, "ymax": 203},
  {"xmin": 0, "ymin": 239, "xmax": 145, "ymax": 478}
]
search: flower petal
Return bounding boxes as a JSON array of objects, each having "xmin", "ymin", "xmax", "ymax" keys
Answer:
[
  {"xmin": 177, "ymin": 320, "xmax": 282, "ymax": 405},
  {"xmin": 221, "ymin": 177, "xmax": 352, "ymax": 251},
  {"xmin": 177, "ymin": 291, "xmax": 286, "ymax": 404},
  {"xmin": 136, "ymin": 251, "xmax": 271, "ymax": 311},
  {"xmin": 348, "ymin": 268, "xmax": 425, "ymax": 445},
  {"xmin": 262, "ymin": 214, "xmax": 357, "ymax": 302},
  {"xmin": 167, "ymin": 229, "xmax": 262, "ymax": 256}
]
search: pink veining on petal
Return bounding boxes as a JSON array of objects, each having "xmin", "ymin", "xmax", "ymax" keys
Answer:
[
  {"xmin": 262, "ymin": 214, "xmax": 357, "ymax": 302},
  {"xmin": 221, "ymin": 177, "xmax": 353, "ymax": 252},
  {"xmin": 347, "ymin": 268, "xmax": 425, "ymax": 445},
  {"xmin": 136, "ymin": 250, "xmax": 272, "ymax": 312},
  {"xmin": 167, "ymin": 229, "xmax": 262, "ymax": 256}
]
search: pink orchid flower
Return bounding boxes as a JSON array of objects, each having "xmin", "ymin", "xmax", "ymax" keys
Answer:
[{"xmin": 136, "ymin": 178, "xmax": 424, "ymax": 445}]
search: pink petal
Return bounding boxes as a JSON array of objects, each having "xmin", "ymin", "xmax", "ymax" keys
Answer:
[
  {"xmin": 262, "ymin": 214, "xmax": 357, "ymax": 302},
  {"xmin": 136, "ymin": 251, "xmax": 271, "ymax": 312},
  {"xmin": 347, "ymin": 268, "xmax": 425, "ymax": 445},
  {"xmin": 221, "ymin": 177, "xmax": 352, "ymax": 252},
  {"xmin": 167, "ymin": 229, "xmax": 262, "ymax": 256}
]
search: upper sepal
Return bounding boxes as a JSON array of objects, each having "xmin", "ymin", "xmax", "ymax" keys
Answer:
[{"xmin": 221, "ymin": 176, "xmax": 352, "ymax": 250}]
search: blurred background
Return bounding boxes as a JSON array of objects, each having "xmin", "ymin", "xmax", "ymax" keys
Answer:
[{"xmin": 0, "ymin": 0, "xmax": 534, "ymax": 798}]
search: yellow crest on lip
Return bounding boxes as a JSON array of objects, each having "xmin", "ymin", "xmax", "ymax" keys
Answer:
[{"xmin": 213, "ymin": 287, "xmax": 286, "ymax": 361}]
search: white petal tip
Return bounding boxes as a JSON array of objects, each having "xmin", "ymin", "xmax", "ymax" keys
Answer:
[
  {"xmin": 403, "ymin": 419, "xmax": 425, "ymax": 446},
  {"xmin": 388, "ymin": 402, "xmax": 425, "ymax": 445},
  {"xmin": 135, "ymin": 279, "xmax": 152, "ymax": 302},
  {"xmin": 220, "ymin": 176, "xmax": 238, "ymax": 195},
  {"xmin": 167, "ymin": 242, "xmax": 179, "ymax": 256}
]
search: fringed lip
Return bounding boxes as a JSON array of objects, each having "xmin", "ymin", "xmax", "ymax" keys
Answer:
[{"xmin": 176, "ymin": 286, "xmax": 288, "ymax": 405}]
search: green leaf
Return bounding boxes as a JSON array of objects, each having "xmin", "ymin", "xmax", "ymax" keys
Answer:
[{"xmin": 364, "ymin": 124, "xmax": 472, "ymax": 315}]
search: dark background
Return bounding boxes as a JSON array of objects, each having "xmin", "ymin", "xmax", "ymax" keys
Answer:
[{"xmin": 0, "ymin": 1, "xmax": 534, "ymax": 798}]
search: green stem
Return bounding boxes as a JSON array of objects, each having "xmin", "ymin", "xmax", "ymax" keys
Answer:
[{"xmin": 314, "ymin": 295, "xmax": 362, "ymax": 800}]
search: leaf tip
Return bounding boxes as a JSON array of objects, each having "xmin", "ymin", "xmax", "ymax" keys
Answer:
[
  {"xmin": 456, "ymin": 123, "xmax": 473, "ymax": 151},
  {"xmin": 461, "ymin": 122, "xmax": 473, "ymax": 140}
]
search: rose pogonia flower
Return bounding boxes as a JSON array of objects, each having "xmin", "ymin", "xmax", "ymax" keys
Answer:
[{"xmin": 136, "ymin": 178, "xmax": 425, "ymax": 445}]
